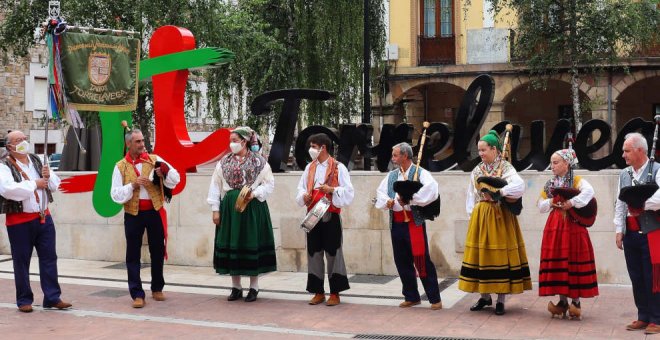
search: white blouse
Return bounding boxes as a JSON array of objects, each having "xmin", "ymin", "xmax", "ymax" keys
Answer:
[
  {"xmin": 537, "ymin": 177, "xmax": 594, "ymax": 214},
  {"xmin": 207, "ymin": 158, "xmax": 275, "ymax": 212},
  {"xmin": 465, "ymin": 166, "xmax": 525, "ymax": 218}
]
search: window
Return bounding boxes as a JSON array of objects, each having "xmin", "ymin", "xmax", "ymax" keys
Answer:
[
  {"xmin": 483, "ymin": 0, "xmax": 494, "ymax": 28},
  {"xmin": 653, "ymin": 103, "xmax": 660, "ymax": 117},
  {"xmin": 440, "ymin": 0, "xmax": 452, "ymax": 37},
  {"xmin": 185, "ymin": 90, "xmax": 202, "ymax": 119},
  {"xmin": 34, "ymin": 77, "xmax": 49, "ymax": 110},
  {"xmin": 191, "ymin": 91, "xmax": 201, "ymax": 118},
  {"xmin": 421, "ymin": 0, "xmax": 453, "ymax": 38},
  {"xmin": 34, "ymin": 143, "xmax": 56, "ymax": 155},
  {"xmin": 424, "ymin": 0, "xmax": 436, "ymax": 37}
]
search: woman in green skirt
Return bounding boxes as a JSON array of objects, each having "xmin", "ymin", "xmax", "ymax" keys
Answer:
[{"xmin": 207, "ymin": 126, "xmax": 276, "ymax": 302}]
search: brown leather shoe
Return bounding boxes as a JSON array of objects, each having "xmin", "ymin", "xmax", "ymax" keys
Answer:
[
  {"xmin": 626, "ymin": 320, "xmax": 648, "ymax": 331},
  {"xmin": 46, "ymin": 301, "xmax": 72, "ymax": 310},
  {"xmin": 152, "ymin": 291, "xmax": 166, "ymax": 301},
  {"xmin": 326, "ymin": 293, "xmax": 340, "ymax": 306},
  {"xmin": 568, "ymin": 301, "xmax": 581, "ymax": 320},
  {"xmin": 308, "ymin": 293, "xmax": 325, "ymax": 305},
  {"xmin": 548, "ymin": 301, "xmax": 568, "ymax": 319},
  {"xmin": 399, "ymin": 300, "xmax": 421, "ymax": 308},
  {"xmin": 132, "ymin": 297, "xmax": 145, "ymax": 308},
  {"xmin": 645, "ymin": 323, "xmax": 660, "ymax": 335},
  {"xmin": 18, "ymin": 305, "xmax": 33, "ymax": 313},
  {"xmin": 431, "ymin": 301, "xmax": 443, "ymax": 310}
]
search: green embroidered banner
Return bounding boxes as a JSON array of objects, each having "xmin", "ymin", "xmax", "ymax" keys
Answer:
[{"xmin": 61, "ymin": 32, "xmax": 140, "ymax": 112}]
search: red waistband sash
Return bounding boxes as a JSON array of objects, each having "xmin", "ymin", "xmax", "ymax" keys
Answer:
[
  {"xmin": 648, "ymin": 230, "xmax": 660, "ymax": 293},
  {"xmin": 139, "ymin": 199, "xmax": 154, "ymax": 211},
  {"xmin": 137, "ymin": 199, "xmax": 169, "ymax": 260},
  {"xmin": 625, "ymin": 215, "xmax": 660, "ymax": 293},
  {"xmin": 393, "ymin": 210, "xmax": 427, "ymax": 278},
  {"xmin": 307, "ymin": 189, "xmax": 341, "ymax": 214},
  {"xmin": 6, "ymin": 209, "xmax": 51, "ymax": 226},
  {"xmin": 626, "ymin": 216, "xmax": 641, "ymax": 232}
]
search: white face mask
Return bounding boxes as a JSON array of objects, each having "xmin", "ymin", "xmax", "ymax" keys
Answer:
[
  {"xmin": 230, "ymin": 142, "xmax": 244, "ymax": 154},
  {"xmin": 308, "ymin": 147, "xmax": 321, "ymax": 161},
  {"xmin": 13, "ymin": 140, "xmax": 30, "ymax": 155}
]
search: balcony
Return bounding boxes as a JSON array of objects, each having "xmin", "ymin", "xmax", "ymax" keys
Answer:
[{"xmin": 418, "ymin": 35, "xmax": 456, "ymax": 66}]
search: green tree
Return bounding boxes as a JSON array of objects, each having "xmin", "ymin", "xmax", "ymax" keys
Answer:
[
  {"xmin": 466, "ymin": 0, "xmax": 660, "ymax": 131},
  {"xmin": 196, "ymin": 0, "xmax": 387, "ymax": 133},
  {"xmin": 1, "ymin": 0, "xmax": 387, "ymax": 140}
]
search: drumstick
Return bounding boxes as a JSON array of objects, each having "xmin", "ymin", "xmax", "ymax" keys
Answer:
[{"xmin": 307, "ymin": 190, "xmax": 324, "ymax": 208}]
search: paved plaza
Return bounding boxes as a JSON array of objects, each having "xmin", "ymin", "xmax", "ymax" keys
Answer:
[{"xmin": 0, "ymin": 256, "xmax": 654, "ymax": 339}]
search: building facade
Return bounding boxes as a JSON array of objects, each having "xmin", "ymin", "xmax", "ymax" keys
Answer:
[
  {"xmin": 0, "ymin": 44, "xmax": 68, "ymax": 154},
  {"xmin": 377, "ymin": 0, "xmax": 660, "ymax": 155}
]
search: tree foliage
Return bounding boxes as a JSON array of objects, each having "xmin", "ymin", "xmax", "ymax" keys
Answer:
[
  {"xmin": 465, "ymin": 0, "xmax": 660, "ymax": 131},
  {"xmin": 0, "ymin": 0, "xmax": 386, "ymax": 139},
  {"xmin": 198, "ymin": 0, "xmax": 386, "ymax": 133}
]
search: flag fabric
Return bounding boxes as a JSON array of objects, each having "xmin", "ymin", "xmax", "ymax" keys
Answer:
[{"xmin": 60, "ymin": 32, "xmax": 140, "ymax": 112}]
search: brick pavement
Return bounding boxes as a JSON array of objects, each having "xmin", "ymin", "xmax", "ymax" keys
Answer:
[{"xmin": 0, "ymin": 258, "xmax": 656, "ymax": 340}]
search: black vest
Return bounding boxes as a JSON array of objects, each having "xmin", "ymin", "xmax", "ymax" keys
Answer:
[
  {"xmin": 619, "ymin": 161, "xmax": 660, "ymax": 234},
  {"xmin": 0, "ymin": 154, "xmax": 54, "ymax": 214}
]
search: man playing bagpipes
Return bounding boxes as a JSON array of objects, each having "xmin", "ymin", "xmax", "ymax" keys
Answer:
[
  {"xmin": 295, "ymin": 133, "xmax": 354, "ymax": 306},
  {"xmin": 0, "ymin": 130, "xmax": 72, "ymax": 313},
  {"xmin": 375, "ymin": 141, "xmax": 442, "ymax": 310},
  {"xmin": 538, "ymin": 148, "xmax": 598, "ymax": 320},
  {"xmin": 459, "ymin": 129, "xmax": 532, "ymax": 316},
  {"xmin": 111, "ymin": 129, "xmax": 180, "ymax": 308},
  {"xmin": 614, "ymin": 132, "xmax": 660, "ymax": 335}
]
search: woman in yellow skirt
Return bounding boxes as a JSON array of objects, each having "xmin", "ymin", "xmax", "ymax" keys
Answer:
[{"xmin": 459, "ymin": 130, "xmax": 532, "ymax": 315}]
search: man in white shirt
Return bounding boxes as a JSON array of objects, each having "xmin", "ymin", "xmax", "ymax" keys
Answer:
[
  {"xmin": 613, "ymin": 132, "xmax": 660, "ymax": 334},
  {"xmin": 296, "ymin": 133, "xmax": 354, "ymax": 306},
  {"xmin": 110, "ymin": 129, "xmax": 180, "ymax": 308},
  {"xmin": 0, "ymin": 130, "xmax": 72, "ymax": 313},
  {"xmin": 375, "ymin": 142, "xmax": 442, "ymax": 310}
]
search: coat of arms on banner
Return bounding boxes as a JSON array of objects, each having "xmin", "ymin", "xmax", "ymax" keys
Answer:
[
  {"xmin": 88, "ymin": 53, "xmax": 112, "ymax": 86},
  {"xmin": 60, "ymin": 32, "xmax": 140, "ymax": 112}
]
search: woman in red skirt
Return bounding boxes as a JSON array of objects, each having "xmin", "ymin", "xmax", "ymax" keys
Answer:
[{"xmin": 537, "ymin": 149, "xmax": 598, "ymax": 319}]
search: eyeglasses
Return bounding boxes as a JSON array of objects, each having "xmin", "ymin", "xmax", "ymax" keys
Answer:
[{"xmin": 11, "ymin": 137, "xmax": 29, "ymax": 144}]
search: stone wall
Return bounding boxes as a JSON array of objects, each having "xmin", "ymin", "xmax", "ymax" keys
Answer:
[
  {"xmin": 0, "ymin": 45, "xmax": 50, "ymax": 143},
  {"xmin": 0, "ymin": 57, "xmax": 30, "ymax": 139},
  {"xmin": 0, "ymin": 170, "xmax": 631, "ymax": 284}
]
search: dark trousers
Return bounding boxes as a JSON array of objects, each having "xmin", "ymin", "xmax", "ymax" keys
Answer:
[
  {"xmin": 6, "ymin": 215, "xmax": 62, "ymax": 307},
  {"xmin": 124, "ymin": 210, "xmax": 165, "ymax": 300},
  {"xmin": 623, "ymin": 231, "xmax": 660, "ymax": 324},
  {"xmin": 391, "ymin": 221, "xmax": 441, "ymax": 304},
  {"xmin": 306, "ymin": 213, "xmax": 350, "ymax": 294}
]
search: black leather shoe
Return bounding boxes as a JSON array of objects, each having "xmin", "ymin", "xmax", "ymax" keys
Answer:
[
  {"xmin": 227, "ymin": 288, "xmax": 243, "ymax": 301},
  {"xmin": 244, "ymin": 288, "xmax": 259, "ymax": 302},
  {"xmin": 470, "ymin": 297, "xmax": 492, "ymax": 311},
  {"xmin": 494, "ymin": 302, "xmax": 505, "ymax": 315}
]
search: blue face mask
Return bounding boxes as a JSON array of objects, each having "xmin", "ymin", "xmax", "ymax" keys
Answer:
[{"xmin": 250, "ymin": 145, "xmax": 260, "ymax": 152}]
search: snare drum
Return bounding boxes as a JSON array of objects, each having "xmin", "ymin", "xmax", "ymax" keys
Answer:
[{"xmin": 300, "ymin": 196, "xmax": 331, "ymax": 232}]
